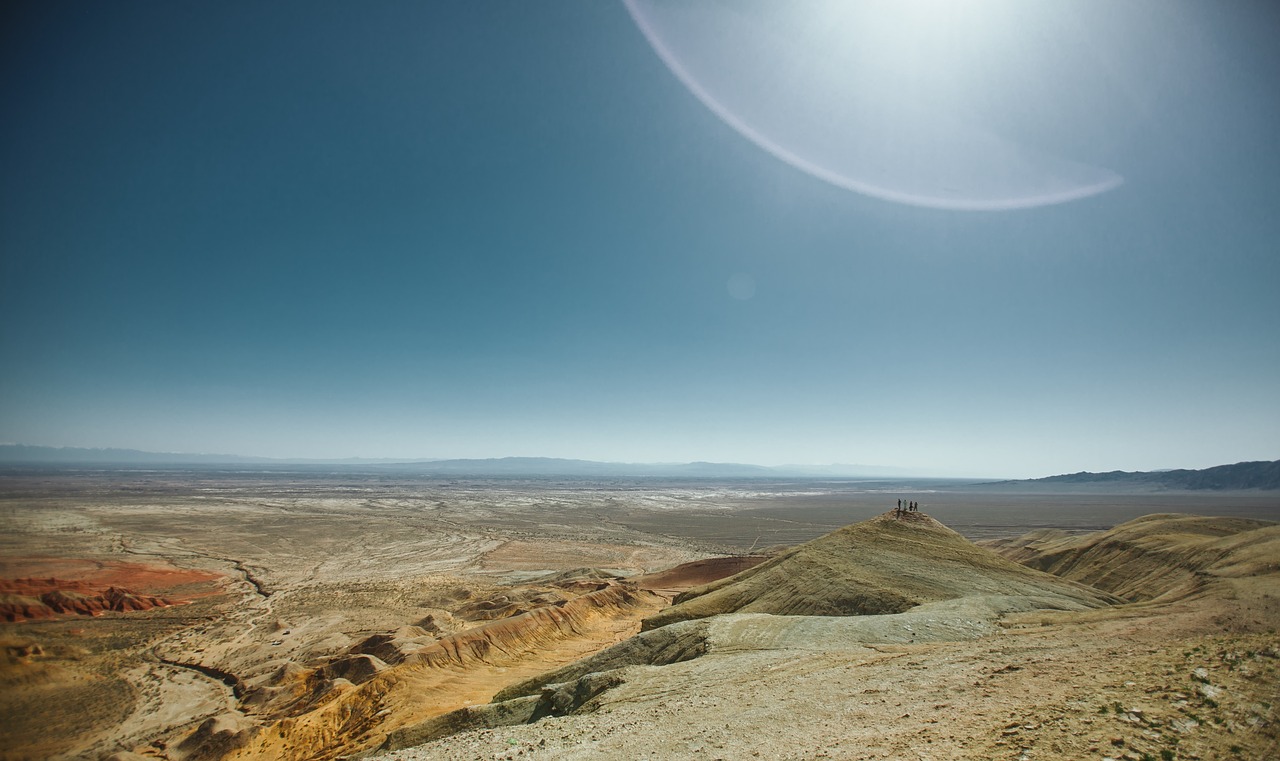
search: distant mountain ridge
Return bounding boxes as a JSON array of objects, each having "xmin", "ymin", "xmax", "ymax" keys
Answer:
[
  {"xmin": 394, "ymin": 456, "xmax": 774, "ymax": 477},
  {"xmin": 993, "ymin": 460, "xmax": 1280, "ymax": 491},
  {"xmin": 0, "ymin": 444, "xmax": 403, "ymax": 466},
  {"xmin": 0, "ymin": 445, "xmax": 910, "ymax": 478},
  {"xmin": 0, "ymin": 444, "xmax": 276, "ymax": 464}
]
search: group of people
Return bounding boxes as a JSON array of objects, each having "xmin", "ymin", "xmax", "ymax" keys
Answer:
[{"xmin": 895, "ymin": 499, "xmax": 920, "ymax": 513}]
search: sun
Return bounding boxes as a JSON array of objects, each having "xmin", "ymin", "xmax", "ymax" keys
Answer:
[{"xmin": 624, "ymin": 0, "xmax": 1120, "ymax": 211}]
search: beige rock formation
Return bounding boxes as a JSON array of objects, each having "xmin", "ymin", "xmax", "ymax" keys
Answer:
[{"xmin": 644, "ymin": 510, "xmax": 1119, "ymax": 630}]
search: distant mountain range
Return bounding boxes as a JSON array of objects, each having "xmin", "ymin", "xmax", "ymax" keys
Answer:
[
  {"xmin": 4, "ymin": 445, "xmax": 1273, "ymax": 487},
  {"xmin": 0, "ymin": 446, "xmax": 915, "ymax": 479},
  {"xmin": 390, "ymin": 457, "xmax": 775, "ymax": 477},
  {"xmin": 988, "ymin": 460, "xmax": 1280, "ymax": 491},
  {"xmin": 0, "ymin": 445, "xmax": 396, "ymax": 466}
]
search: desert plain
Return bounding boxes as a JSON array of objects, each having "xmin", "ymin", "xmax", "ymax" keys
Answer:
[{"xmin": 1, "ymin": 467, "xmax": 1277, "ymax": 761}]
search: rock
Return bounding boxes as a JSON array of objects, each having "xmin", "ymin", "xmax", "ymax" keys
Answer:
[
  {"xmin": 321, "ymin": 654, "xmax": 388, "ymax": 685},
  {"xmin": 175, "ymin": 713, "xmax": 258, "ymax": 761},
  {"xmin": 643, "ymin": 512, "xmax": 1119, "ymax": 631},
  {"xmin": 0, "ymin": 577, "xmax": 175, "ymax": 621}
]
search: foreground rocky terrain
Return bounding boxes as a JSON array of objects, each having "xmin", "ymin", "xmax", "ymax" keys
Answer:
[
  {"xmin": 373, "ymin": 513, "xmax": 1279, "ymax": 761},
  {"xmin": 0, "ymin": 471, "xmax": 1276, "ymax": 760}
]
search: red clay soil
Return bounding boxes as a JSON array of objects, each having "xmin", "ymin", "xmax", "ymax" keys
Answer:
[{"xmin": 0, "ymin": 558, "xmax": 225, "ymax": 623}]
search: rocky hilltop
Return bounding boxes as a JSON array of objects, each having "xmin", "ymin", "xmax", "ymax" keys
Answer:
[{"xmin": 644, "ymin": 510, "xmax": 1117, "ymax": 630}]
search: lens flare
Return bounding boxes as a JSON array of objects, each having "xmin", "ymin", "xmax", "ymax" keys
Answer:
[{"xmin": 625, "ymin": 0, "xmax": 1122, "ymax": 211}]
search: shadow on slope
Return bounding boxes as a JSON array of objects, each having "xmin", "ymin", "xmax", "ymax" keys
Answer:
[
  {"xmin": 981, "ymin": 513, "xmax": 1280, "ymax": 603},
  {"xmin": 188, "ymin": 576, "xmax": 666, "ymax": 761}
]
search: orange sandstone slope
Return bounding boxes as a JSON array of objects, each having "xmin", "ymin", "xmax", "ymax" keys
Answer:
[
  {"xmin": 643, "ymin": 510, "xmax": 1121, "ymax": 630},
  {"xmin": 207, "ymin": 580, "xmax": 666, "ymax": 761}
]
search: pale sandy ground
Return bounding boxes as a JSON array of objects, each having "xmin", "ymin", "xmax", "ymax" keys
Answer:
[
  {"xmin": 371, "ymin": 598, "xmax": 1279, "ymax": 761},
  {"xmin": 1, "ymin": 473, "xmax": 1276, "ymax": 760},
  {"xmin": 0, "ymin": 479, "xmax": 724, "ymax": 760}
]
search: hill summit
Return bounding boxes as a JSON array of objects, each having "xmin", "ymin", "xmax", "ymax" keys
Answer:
[{"xmin": 643, "ymin": 509, "xmax": 1118, "ymax": 630}]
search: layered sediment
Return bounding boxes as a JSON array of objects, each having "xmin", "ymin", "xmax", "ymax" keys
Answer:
[
  {"xmin": 220, "ymin": 580, "xmax": 666, "ymax": 761},
  {"xmin": 1, "ymin": 577, "xmax": 177, "ymax": 621},
  {"xmin": 981, "ymin": 513, "xmax": 1280, "ymax": 601}
]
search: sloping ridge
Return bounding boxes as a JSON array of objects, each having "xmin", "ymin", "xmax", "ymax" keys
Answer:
[
  {"xmin": 214, "ymin": 582, "xmax": 664, "ymax": 761},
  {"xmin": 982, "ymin": 513, "xmax": 1280, "ymax": 602},
  {"xmin": 643, "ymin": 510, "xmax": 1118, "ymax": 630}
]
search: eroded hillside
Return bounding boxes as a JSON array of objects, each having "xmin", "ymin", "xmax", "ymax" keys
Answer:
[
  {"xmin": 980, "ymin": 513, "xmax": 1280, "ymax": 603},
  {"xmin": 644, "ymin": 510, "xmax": 1119, "ymax": 630}
]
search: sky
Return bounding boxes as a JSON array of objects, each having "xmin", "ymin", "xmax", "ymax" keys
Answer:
[{"xmin": 1, "ymin": 0, "xmax": 1278, "ymax": 478}]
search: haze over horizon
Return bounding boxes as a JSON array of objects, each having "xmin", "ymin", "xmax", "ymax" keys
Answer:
[{"xmin": 3, "ymin": 1, "xmax": 1278, "ymax": 480}]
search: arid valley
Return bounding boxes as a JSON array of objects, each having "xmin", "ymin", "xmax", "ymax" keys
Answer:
[{"xmin": 2, "ymin": 467, "xmax": 1278, "ymax": 761}]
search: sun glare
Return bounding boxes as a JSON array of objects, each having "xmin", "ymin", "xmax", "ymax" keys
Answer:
[{"xmin": 624, "ymin": 0, "xmax": 1120, "ymax": 210}]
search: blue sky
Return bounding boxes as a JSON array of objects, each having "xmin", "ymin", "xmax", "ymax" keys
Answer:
[{"xmin": 2, "ymin": 1, "xmax": 1277, "ymax": 477}]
